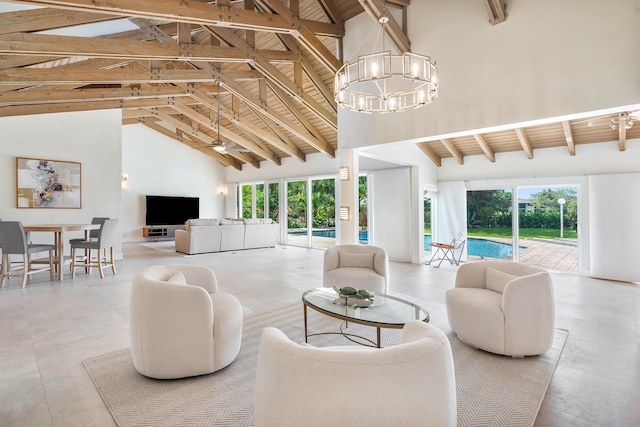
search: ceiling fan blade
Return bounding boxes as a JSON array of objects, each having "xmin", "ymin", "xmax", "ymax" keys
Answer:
[{"xmin": 224, "ymin": 141, "xmax": 250, "ymax": 152}]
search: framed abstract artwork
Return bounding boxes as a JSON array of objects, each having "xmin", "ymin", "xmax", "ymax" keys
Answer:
[{"xmin": 16, "ymin": 157, "xmax": 82, "ymax": 208}]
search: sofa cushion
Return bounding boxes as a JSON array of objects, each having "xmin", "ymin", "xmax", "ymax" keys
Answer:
[
  {"xmin": 167, "ymin": 270, "xmax": 186, "ymax": 284},
  {"xmin": 259, "ymin": 218, "xmax": 273, "ymax": 224},
  {"xmin": 186, "ymin": 218, "xmax": 219, "ymax": 230},
  {"xmin": 486, "ymin": 267, "xmax": 518, "ymax": 293},
  {"xmin": 220, "ymin": 218, "xmax": 243, "ymax": 225},
  {"xmin": 338, "ymin": 251, "xmax": 375, "ymax": 269},
  {"xmin": 243, "ymin": 218, "xmax": 261, "ymax": 225}
]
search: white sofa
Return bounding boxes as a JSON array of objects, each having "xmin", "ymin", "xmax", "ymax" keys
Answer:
[
  {"xmin": 129, "ymin": 264, "xmax": 243, "ymax": 379},
  {"xmin": 446, "ymin": 261, "xmax": 555, "ymax": 356},
  {"xmin": 175, "ymin": 218, "xmax": 278, "ymax": 255},
  {"xmin": 323, "ymin": 244, "xmax": 390, "ymax": 294},
  {"xmin": 254, "ymin": 320, "xmax": 457, "ymax": 427}
]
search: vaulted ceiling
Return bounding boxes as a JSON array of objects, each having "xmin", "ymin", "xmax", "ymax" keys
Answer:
[{"xmin": 0, "ymin": 0, "xmax": 637, "ymax": 170}]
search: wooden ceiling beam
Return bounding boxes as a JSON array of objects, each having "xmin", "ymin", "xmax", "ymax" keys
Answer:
[
  {"xmin": 0, "ymin": 98, "xmax": 168, "ymax": 117},
  {"xmin": 317, "ymin": 0, "xmax": 344, "ymax": 28},
  {"xmin": 440, "ymin": 138, "xmax": 463, "ymax": 165},
  {"xmin": 9, "ymin": 0, "xmax": 295, "ymax": 34},
  {"xmin": 0, "ymin": 85, "xmax": 189, "ymax": 106},
  {"xmin": 258, "ymin": 0, "xmax": 342, "ymax": 73},
  {"xmin": 206, "ymin": 26, "xmax": 336, "ymax": 130},
  {"xmin": 8, "ymin": 0, "xmax": 343, "ymax": 37},
  {"xmin": 139, "ymin": 117, "xmax": 242, "ymax": 170},
  {"xmin": 0, "ymin": 68, "xmax": 217, "ymax": 85},
  {"xmin": 182, "ymin": 84, "xmax": 283, "ymax": 164},
  {"xmin": 247, "ymin": 106, "xmax": 307, "ymax": 162},
  {"xmin": 266, "ymin": 80, "xmax": 330, "ymax": 146},
  {"xmin": 168, "ymin": 97, "xmax": 269, "ymax": 168},
  {"xmin": 417, "ymin": 143, "xmax": 441, "ymax": 167},
  {"xmin": 0, "ymin": 8, "xmax": 120, "ymax": 35},
  {"xmin": 0, "ymin": 33, "xmax": 248, "ymax": 62},
  {"xmin": 561, "ymin": 120, "xmax": 576, "ymax": 156},
  {"xmin": 149, "ymin": 108, "xmax": 251, "ymax": 169},
  {"xmin": 358, "ymin": 0, "xmax": 410, "ymax": 52},
  {"xmin": 514, "ymin": 128, "xmax": 534, "ymax": 159},
  {"xmin": 278, "ymin": 34, "xmax": 336, "ymax": 109},
  {"xmin": 472, "ymin": 134, "xmax": 496, "ymax": 162},
  {"xmin": 482, "ymin": 0, "xmax": 507, "ymax": 25},
  {"xmin": 210, "ymin": 66, "xmax": 332, "ymax": 157}
]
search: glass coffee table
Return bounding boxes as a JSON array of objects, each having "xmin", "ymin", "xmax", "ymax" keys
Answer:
[{"xmin": 302, "ymin": 287, "xmax": 429, "ymax": 348}]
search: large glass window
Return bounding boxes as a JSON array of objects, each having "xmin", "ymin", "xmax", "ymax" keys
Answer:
[
  {"xmin": 267, "ymin": 182, "xmax": 279, "ymax": 223},
  {"xmin": 517, "ymin": 186, "xmax": 578, "ymax": 272},
  {"xmin": 424, "ymin": 193, "xmax": 432, "ymax": 254},
  {"xmin": 241, "ymin": 184, "xmax": 252, "ymax": 218},
  {"xmin": 358, "ymin": 175, "xmax": 368, "ymax": 244},
  {"xmin": 255, "ymin": 183, "xmax": 265, "ymax": 218},
  {"xmin": 466, "ymin": 189, "xmax": 514, "ymax": 259},
  {"xmin": 311, "ymin": 178, "xmax": 336, "ymax": 248},
  {"xmin": 466, "ymin": 186, "xmax": 579, "ymax": 272},
  {"xmin": 286, "ymin": 180, "xmax": 308, "ymax": 246}
]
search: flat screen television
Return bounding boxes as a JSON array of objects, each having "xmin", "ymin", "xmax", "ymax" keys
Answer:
[{"xmin": 145, "ymin": 195, "xmax": 199, "ymax": 226}]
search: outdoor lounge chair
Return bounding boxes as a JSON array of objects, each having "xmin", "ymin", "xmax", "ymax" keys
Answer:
[{"xmin": 426, "ymin": 232, "xmax": 466, "ymax": 268}]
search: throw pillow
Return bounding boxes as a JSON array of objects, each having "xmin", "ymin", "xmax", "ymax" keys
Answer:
[
  {"xmin": 339, "ymin": 251, "xmax": 375, "ymax": 269},
  {"xmin": 220, "ymin": 219, "xmax": 238, "ymax": 225},
  {"xmin": 485, "ymin": 267, "xmax": 519, "ymax": 293},
  {"xmin": 167, "ymin": 270, "xmax": 187, "ymax": 284},
  {"xmin": 260, "ymin": 218, "xmax": 273, "ymax": 224},
  {"xmin": 243, "ymin": 218, "xmax": 261, "ymax": 225}
]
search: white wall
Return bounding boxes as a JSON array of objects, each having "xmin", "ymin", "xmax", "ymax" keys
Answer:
[
  {"xmin": 121, "ymin": 124, "xmax": 226, "ymax": 241},
  {"xmin": 589, "ymin": 173, "xmax": 640, "ymax": 283},
  {"xmin": 339, "ymin": 0, "xmax": 640, "ymax": 146},
  {"xmin": 370, "ymin": 167, "xmax": 412, "ymax": 262},
  {"xmin": 0, "ymin": 110, "xmax": 123, "ymax": 256}
]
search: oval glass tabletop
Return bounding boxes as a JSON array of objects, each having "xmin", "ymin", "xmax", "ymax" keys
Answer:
[{"xmin": 302, "ymin": 287, "xmax": 429, "ymax": 327}]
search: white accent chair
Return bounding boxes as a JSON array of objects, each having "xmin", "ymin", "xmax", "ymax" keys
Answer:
[
  {"xmin": 130, "ymin": 264, "xmax": 243, "ymax": 379},
  {"xmin": 254, "ymin": 320, "xmax": 456, "ymax": 427},
  {"xmin": 446, "ymin": 261, "xmax": 555, "ymax": 356},
  {"xmin": 323, "ymin": 244, "xmax": 390, "ymax": 294}
]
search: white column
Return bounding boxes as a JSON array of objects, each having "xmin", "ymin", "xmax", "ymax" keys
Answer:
[{"xmin": 338, "ymin": 148, "xmax": 359, "ymax": 244}]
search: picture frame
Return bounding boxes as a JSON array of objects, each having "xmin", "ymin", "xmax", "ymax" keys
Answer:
[{"xmin": 16, "ymin": 157, "xmax": 82, "ymax": 209}]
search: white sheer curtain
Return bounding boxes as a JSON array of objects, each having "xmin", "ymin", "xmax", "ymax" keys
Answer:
[{"xmin": 436, "ymin": 181, "xmax": 468, "ymax": 262}]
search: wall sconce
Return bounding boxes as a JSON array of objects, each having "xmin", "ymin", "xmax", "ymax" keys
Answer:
[
  {"xmin": 339, "ymin": 206, "xmax": 350, "ymax": 221},
  {"xmin": 339, "ymin": 166, "xmax": 350, "ymax": 181},
  {"xmin": 219, "ymin": 186, "xmax": 226, "ymax": 196},
  {"xmin": 122, "ymin": 173, "xmax": 129, "ymax": 182}
]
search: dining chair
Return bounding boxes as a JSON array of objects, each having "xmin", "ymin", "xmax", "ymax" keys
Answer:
[
  {"xmin": 0, "ymin": 221, "xmax": 55, "ymax": 288},
  {"xmin": 69, "ymin": 217, "xmax": 109, "ymax": 271},
  {"xmin": 70, "ymin": 219, "xmax": 118, "ymax": 279}
]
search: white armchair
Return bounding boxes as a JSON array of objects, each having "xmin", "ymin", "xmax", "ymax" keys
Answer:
[
  {"xmin": 446, "ymin": 261, "xmax": 555, "ymax": 356},
  {"xmin": 129, "ymin": 264, "xmax": 243, "ymax": 379},
  {"xmin": 323, "ymin": 244, "xmax": 390, "ymax": 294},
  {"xmin": 254, "ymin": 320, "xmax": 456, "ymax": 427}
]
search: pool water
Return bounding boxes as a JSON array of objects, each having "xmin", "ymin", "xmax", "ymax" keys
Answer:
[{"xmin": 291, "ymin": 229, "xmax": 520, "ymax": 259}]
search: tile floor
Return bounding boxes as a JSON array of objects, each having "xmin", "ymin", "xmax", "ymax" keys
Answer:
[{"xmin": 0, "ymin": 243, "xmax": 639, "ymax": 426}]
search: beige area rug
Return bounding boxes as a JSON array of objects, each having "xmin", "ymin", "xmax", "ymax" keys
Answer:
[{"xmin": 84, "ymin": 302, "xmax": 567, "ymax": 427}]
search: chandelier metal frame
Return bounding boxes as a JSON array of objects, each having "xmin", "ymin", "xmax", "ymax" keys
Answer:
[{"xmin": 334, "ymin": 14, "xmax": 438, "ymax": 113}]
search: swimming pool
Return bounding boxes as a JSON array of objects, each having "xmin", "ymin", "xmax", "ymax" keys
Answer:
[{"xmin": 290, "ymin": 229, "xmax": 519, "ymax": 259}]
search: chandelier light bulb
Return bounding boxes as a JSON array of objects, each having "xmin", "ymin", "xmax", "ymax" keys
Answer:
[
  {"xmin": 371, "ymin": 62, "xmax": 378, "ymax": 79},
  {"xmin": 412, "ymin": 62, "xmax": 419, "ymax": 78},
  {"xmin": 358, "ymin": 97, "xmax": 365, "ymax": 111}
]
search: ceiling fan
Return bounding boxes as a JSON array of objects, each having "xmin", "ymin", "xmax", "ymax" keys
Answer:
[{"xmin": 195, "ymin": 81, "xmax": 250, "ymax": 154}]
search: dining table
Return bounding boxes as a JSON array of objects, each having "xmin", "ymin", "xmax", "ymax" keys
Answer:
[{"xmin": 23, "ymin": 223, "xmax": 101, "ymax": 280}]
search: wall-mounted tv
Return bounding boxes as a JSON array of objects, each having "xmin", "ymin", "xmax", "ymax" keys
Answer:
[{"xmin": 145, "ymin": 195, "xmax": 199, "ymax": 226}]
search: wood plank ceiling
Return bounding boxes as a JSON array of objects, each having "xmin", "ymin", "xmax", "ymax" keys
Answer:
[{"xmin": 0, "ymin": 1, "xmax": 637, "ymax": 170}]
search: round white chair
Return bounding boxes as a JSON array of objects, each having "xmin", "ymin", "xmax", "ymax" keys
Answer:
[
  {"xmin": 130, "ymin": 264, "xmax": 243, "ymax": 379},
  {"xmin": 446, "ymin": 261, "xmax": 555, "ymax": 356}
]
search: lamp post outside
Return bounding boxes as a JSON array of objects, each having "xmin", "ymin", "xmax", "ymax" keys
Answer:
[{"xmin": 558, "ymin": 198, "xmax": 566, "ymax": 238}]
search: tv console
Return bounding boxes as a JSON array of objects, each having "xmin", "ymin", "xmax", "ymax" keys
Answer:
[{"xmin": 143, "ymin": 225, "xmax": 186, "ymax": 241}]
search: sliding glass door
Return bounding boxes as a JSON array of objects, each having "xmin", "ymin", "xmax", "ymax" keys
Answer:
[
  {"xmin": 311, "ymin": 178, "xmax": 336, "ymax": 248},
  {"xmin": 466, "ymin": 186, "xmax": 579, "ymax": 272},
  {"xmin": 286, "ymin": 180, "xmax": 308, "ymax": 246}
]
